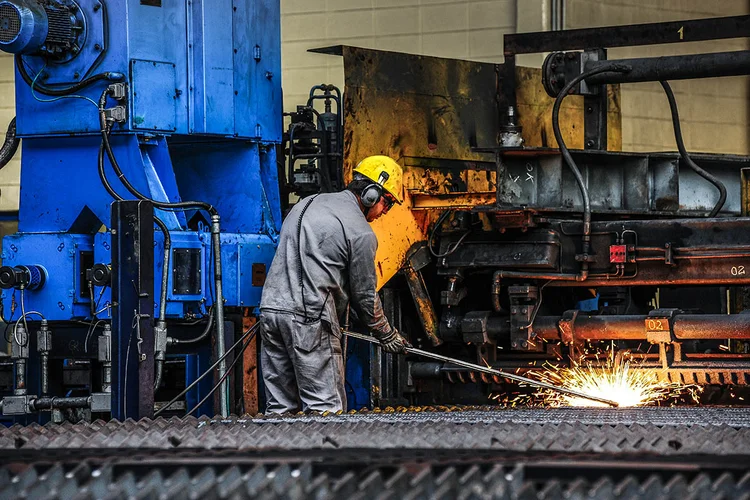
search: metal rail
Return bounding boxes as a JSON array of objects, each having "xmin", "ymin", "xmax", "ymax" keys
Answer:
[{"xmin": 342, "ymin": 330, "xmax": 619, "ymax": 407}]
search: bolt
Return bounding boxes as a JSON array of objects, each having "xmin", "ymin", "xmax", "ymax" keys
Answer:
[
  {"xmin": 586, "ymin": 106, "xmax": 593, "ymax": 114},
  {"xmin": 511, "ymin": 342, "xmax": 518, "ymax": 348},
  {"xmin": 521, "ymin": 307, "xmax": 527, "ymax": 314},
  {"xmin": 511, "ymin": 308, "xmax": 517, "ymax": 315},
  {"xmin": 140, "ymin": 354, "xmax": 146, "ymax": 361},
  {"xmin": 94, "ymin": 44, "xmax": 101, "ymax": 51},
  {"xmin": 94, "ymin": 3, "xmax": 101, "ymax": 12},
  {"xmin": 73, "ymin": 72, "xmax": 80, "ymax": 79},
  {"xmin": 586, "ymin": 139, "xmax": 595, "ymax": 148},
  {"xmin": 521, "ymin": 340, "xmax": 528, "ymax": 348}
]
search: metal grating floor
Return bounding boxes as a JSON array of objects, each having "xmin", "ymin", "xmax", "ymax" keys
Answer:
[
  {"xmin": 2, "ymin": 407, "xmax": 750, "ymax": 455},
  {"xmin": 2, "ymin": 407, "xmax": 750, "ymax": 499}
]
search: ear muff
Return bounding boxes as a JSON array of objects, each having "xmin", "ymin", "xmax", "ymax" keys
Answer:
[{"xmin": 361, "ymin": 183, "xmax": 383, "ymax": 208}]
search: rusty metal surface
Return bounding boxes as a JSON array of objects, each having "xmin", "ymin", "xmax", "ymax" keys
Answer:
[{"xmin": 326, "ymin": 46, "xmax": 622, "ymax": 285}]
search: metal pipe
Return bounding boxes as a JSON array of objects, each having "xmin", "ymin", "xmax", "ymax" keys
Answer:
[
  {"xmin": 30, "ymin": 397, "xmax": 90, "ymax": 411},
  {"xmin": 343, "ymin": 329, "xmax": 619, "ymax": 407},
  {"xmin": 533, "ymin": 314, "xmax": 750, "ymax": 340},
  {"xmin": 211, "ymin": 214, "xmax": 229, "ymax": 417},
  {"xmin": 585, "ymin": 50, "xmax": 750, "ymax": 85}
]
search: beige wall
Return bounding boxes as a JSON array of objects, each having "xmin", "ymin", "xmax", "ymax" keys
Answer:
[
  {"xmin": 282, "ymin": 0, "xmax": 518, "ymax": 110},
  {"xmin": 283, "ymin": 0, "xmax": 750, "ymax": 156},
  {"xmin": 0, "ymin": 3, "xmax": 746, "ymax": 212},
  {"xmin": 0, "ymin": 53, "xmax": 18, "ymax": 212},
  {"xmin": 566, "ymin": 0, "xmax": 750, "ymax": 154}
]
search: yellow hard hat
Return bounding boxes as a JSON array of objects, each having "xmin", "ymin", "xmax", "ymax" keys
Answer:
[{"xmin": 353, "ymin": 155, "xmax": 404, "ymax": 204}]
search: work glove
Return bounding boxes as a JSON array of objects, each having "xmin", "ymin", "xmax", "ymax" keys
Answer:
[{"xmin": 374, "ymin": 328, "xmax": 411, "ymax": 354}]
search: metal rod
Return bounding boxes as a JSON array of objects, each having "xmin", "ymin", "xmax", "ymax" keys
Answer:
[
  {"xmin": 342, "ymin": 330, "xmax": 619, "ymax": 407},
  {"xmin": 585, "ymin": 50, "xmax": 750, "ymax": 85},
  {"xmin": 533, "ymin": 313, "xmax": 750, "ymax": 340},
  {"xmin": 211, "ymin": 214, "xmax": 229, "ymax": 418},
  {"xmin": 31, "ymin": 396, "xmax": 90, "ymax": 411}
]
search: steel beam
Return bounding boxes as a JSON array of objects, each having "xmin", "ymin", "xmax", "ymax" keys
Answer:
[
  {"xmin": 504, "ymin": 15, "xmax": 750, "ymax": 55},
  {"xmin": 111, "ymin": 200, "xmax": 155, "ymax": 421}
]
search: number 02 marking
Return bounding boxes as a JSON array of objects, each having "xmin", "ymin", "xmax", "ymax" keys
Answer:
[
  {"xmin": 731, "ymin": 266, "xmax": 746, "ymax": 276},
  {"xmin": 647, "ymin": 319, "xmax": 664, "ymax": 331},
  {"xmin": 678, "ymin": 26, "xmax": 684, "ymax": 40}
]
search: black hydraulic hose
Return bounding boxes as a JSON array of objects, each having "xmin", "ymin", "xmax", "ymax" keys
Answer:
[
  {"xmin": 0, "ymin": 117, "xmax": 19, "ymax": 171},
  {"xmin": 98, "ymin": 123, "xmax": 172, "ymax": 318},
  {"xmin": 552, "ymin": 62, "xmax": 631, "ymax": 279},
  {"xmin": 99, "ymin": 87, "xmax": 228, "ymax": 413},
  {"xmin": 154, "ymin": 359, "xmax": 164, "ymax": 391},
  {"xmin": 16, "ymin": 54, "xmax": 124, "ymax": 97},
  {"xmin": 98, "ymin": 132, "xmax": 123, "ymax": 201},
  {"xmin": 154, "ymin": 322, "xmax": 260, "ymax": 417},
  {"xmin": 660, "ymin": 81, "xmax": 727, "ymax": 217},
  {"xmin": 97, "ymin": 88, "xmax": 216, "ymax": 215},
  {"xmin": 152, "ymin": 216, "xmax": 171, "ymax": 324},
  {"xmin": 173, "ymin": 307, "xmax": 216, "ymax": 345}
]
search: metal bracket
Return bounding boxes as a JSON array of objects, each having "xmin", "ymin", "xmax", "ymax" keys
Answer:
[
  {"xmin": 558, "ymin": 309, "xmax": 579, "ymax": 345},
  {"xmin": 645, "ymin": 308, "xmax": 679, "ymax": 344},
  {"xmin": 462, "ymin": 311, "xmax": 492, "ymax": 344},
  {"xmin": 646, "ymin": 308, "xmax": 680, "ymax": 369},
  {"xmin": 508, "ymin": 285, "xmax": 541, "ymax": 351}
]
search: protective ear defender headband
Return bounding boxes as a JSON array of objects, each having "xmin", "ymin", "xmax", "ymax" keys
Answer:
[{"xmin": 361, "ymin": 171, "xmax": 390, "ymax": 208}]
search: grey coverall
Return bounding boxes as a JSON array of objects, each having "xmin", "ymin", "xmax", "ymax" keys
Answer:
[{"xmin": 259, "ymin": 190, "xmax": 393, "ymax": 414}]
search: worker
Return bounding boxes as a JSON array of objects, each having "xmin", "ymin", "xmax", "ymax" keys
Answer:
[{"xmin": 259, "ymin": 155, "xmax": 411, "ymax": 414}]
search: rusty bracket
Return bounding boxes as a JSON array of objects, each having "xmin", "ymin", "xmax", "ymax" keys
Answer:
[
  {"xmin": 508, "ymin": 285, "xmax": 541, "ymax": 351},
  {"xmin": 558, "ymin": 309, "xmax": 579, "ymax": 345},
  {"xmin": 646, "ymin": 308, "xmax": 680, "ymax": 369},
  {"xmin": 645, "ymin": 308, "xmax": 679, "ymax": 344}
]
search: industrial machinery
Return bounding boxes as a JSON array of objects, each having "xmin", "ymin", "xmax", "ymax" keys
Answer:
[
  {"xmin": 294, "ymin": 16, "xmax": 750, "ymax": 408},
  {"xmin": 0, "ymin": 0, "xmax": 283, "ymax": 422}
]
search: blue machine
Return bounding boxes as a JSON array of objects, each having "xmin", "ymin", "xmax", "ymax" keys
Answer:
[{"xmin": 0, "ymin": 0, "xmax": 282, "ymax": 421}]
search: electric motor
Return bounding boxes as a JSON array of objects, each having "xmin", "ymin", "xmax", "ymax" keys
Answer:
[
  {"xmin": 0, "ymin": 264, "xmax": 47, "ymax": 290},
  {"xmin": 0, "ymin": 0, "xmax": 82, "ymax": 58}
]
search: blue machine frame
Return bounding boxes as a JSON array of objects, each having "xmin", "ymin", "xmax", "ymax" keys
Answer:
[{"xmin": 0, "ymin": 0, "xmax": 282, "ymax": 421}]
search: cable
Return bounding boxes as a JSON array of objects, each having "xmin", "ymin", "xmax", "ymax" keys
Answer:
[
  {"xmin": 660, "ymin": 80, "xmax": 727, "ymax": 217},
  {"xmin": 98, "ymin": 88, "xmax": 216, "ymax": 216},
  {"xmin": 12, "ymin": 308, "xmax": 45, "ymax": 348},
  {"xmin": 153, "ymin": 216, "xmax": 171, "ymax": 324},
  {"xmin": 16, "ymin": 54, "xmax": 124, "ymax": 97},
  {"xmin": 84, "ymin": 320, "xmax": 104, "ymax": 354},
  {"xmin": 19, "ymin": 288, "xmax": 29, "ymax": 344},
  {"xmin": 174, "ymin": 307, "xmax": 215, "ymax": 344},
  {"xmin": 185, "ymin": 329, "xmax": 257, "ymax": 417},
  {"xmin": 428, "ymin": 210, "xmax": 471, "ymax": 258},
  {"xmin": 31, "ymin": 62, "xmax": 99, "ymax": 109},
  {"xmin": 98, "ymin": 85, "xmax": 230, "ymax": 415},
  {"xmin": 552, "ymin": 62, "xmax": 631, "ymax": 277},
  {"xmin": 154, "ymin": 322, "xmax": 260, "ymax": 417},
  {"xmin": 0, "ymin": 117, "xmax": 19, "ymax": 172}
]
